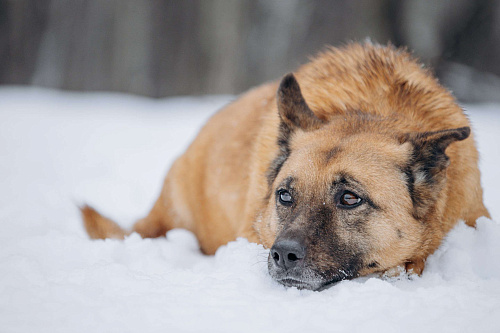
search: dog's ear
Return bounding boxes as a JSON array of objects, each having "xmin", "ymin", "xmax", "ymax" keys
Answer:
[
  {"xmin": 402, "ymin": 126, "xmax": 470, "ymax": 218},
  {"xmin": 267, "ymin": 74, "xmax": 324, "ymax": 186},
  {"xmin": 406, "ymin": 126, "xmax": 470, "ymax": 173},
  {"xmin": 277, "ymin": 73, "xmax": 324, "ymax": 132}
]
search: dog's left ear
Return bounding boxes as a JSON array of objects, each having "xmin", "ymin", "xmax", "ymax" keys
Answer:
[
  {"xmin": 277, "ymin": 73, "xmax": 325, "ymax": 132},
  {"xmin": 406, "ymin": 126, "xmax": 470, "ymax": 173},
  {"xmin": 402, "ymin": 126, "xmax": 470, "ymax": 218}
]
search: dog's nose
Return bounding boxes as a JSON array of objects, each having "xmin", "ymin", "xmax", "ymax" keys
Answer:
[{"xmin": 271, "ymin": 239, "xmax": 305, "ymax": 270}]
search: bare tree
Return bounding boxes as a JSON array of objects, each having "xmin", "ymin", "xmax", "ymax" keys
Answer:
[{"xmin": 1, "ymin": 0, "xmax": 499, "ymax": 101}]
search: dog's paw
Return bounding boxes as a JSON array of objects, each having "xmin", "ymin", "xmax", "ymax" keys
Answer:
[
  {"xmin": 382, "ymin": 259, "xmax": 425, "ymax": 281},
  {"xmin": 404, "ymin": 258, "xmax": 425, "ymax": 275},
  {"xmin": 381, "ymin": 265, "xmax": 407, "ymax": 279}
]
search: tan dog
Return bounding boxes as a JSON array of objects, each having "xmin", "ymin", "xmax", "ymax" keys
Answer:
[{"xmin": 82, "ymin": 43, "xmax": 489, "ymax": 290}]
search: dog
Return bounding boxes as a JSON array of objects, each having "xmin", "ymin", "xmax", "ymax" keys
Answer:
[{"xmin": 82, "ymin": 42, "xmax": 490, "ymax": 291}]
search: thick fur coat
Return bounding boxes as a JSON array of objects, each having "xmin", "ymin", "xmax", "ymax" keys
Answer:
[{"xmin": 82, "ymin": 43, "xmax": 489, "ymax": 290}]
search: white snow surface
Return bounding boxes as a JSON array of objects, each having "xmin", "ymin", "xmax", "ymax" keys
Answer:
[{"xmin": 1, "ymin": 87, "xmax": 500, "ymax": 332}]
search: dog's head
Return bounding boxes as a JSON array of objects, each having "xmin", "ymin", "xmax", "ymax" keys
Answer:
[{"xmin": 261, "ymin": 74, "xmax": 470, "ymax": 290}]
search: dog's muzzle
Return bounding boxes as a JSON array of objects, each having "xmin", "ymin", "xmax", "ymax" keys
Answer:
[
  {"xmin": 267, "ymin": 237, "xmax": 322, "ymax": 290},
  {"xmin": 267, "ymin": 236, "xmax": 349, "ymax": 291}
]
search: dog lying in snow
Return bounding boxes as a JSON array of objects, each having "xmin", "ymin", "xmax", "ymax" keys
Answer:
[{"xmin": 82, "ymin": 43, "xmax": 490, "ymax": 291}]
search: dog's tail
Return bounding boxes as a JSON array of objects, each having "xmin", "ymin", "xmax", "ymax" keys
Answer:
[{"xmin": 80, "ymin": 205, "xmax": 128, "ymax": 239}]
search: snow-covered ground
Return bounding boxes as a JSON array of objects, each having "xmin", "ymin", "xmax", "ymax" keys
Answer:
[{"xmin": 1, "ymin": 87, "xmax": 499, "ymax": 333}]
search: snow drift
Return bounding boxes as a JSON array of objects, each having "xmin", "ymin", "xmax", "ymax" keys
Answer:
[{"xmin": 0, "ymin": 88, "xmax": 499, "ymax": 332}]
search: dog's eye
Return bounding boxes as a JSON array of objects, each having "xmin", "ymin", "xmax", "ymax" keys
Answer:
[
  {"xmin": 339, "ymin": 191, "xmax": 362, "ymax": 208},
  {"xmin": 278, "ymin": 190, "xmax": 293, "ymax": 206}
]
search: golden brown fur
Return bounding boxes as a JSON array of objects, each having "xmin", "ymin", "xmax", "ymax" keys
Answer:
[{"xmin": 82, "ymin": 43, "xmax": 489, "ymax": 290}]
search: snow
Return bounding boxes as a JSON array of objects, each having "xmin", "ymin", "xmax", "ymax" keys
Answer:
[{"xmin": 1, "ymin": 87, "xmax": 499, "ymax": 332}]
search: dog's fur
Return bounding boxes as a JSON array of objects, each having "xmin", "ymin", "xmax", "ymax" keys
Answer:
[{"xmin": 82, "ymin": 43, "xmax": 489, "ymax": 290}]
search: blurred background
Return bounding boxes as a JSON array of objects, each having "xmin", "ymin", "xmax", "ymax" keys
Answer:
[{"xmin": 1, "ymin": 0, "xmax": 500, "ymax": 102}]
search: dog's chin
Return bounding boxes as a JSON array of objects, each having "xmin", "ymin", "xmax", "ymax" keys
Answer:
[
  {"xmin": 276, "ymin": 278, "xmax": 322, "ymax": 290},
  {"xmin": 269, "ymin": 263, "xmax": 348, "ymax": 290},
  {"xmin": 268, "ymin": 257, "xmax": 351, "ymax": 291},
  {"xmin": 275, "ymin": 276, "xmax": 342, "ymax": 291}
]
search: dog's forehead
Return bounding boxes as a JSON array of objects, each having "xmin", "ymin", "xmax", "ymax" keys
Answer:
[
  {"xmin": 283, "ymin": 130, "xmax": 411, "ymax": 189},
  {"xmin": 292, "ymin": 130, "xmax": 409, "ymax": 167}
]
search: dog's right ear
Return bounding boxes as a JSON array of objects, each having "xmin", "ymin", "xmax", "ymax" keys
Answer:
[
  {"xmin": 267, "ymin": 74, "xmax": 325, "ymax": 186},
  {"xmin": 277, "ymin": 73, "xmax": 324, "ymax": 133}
]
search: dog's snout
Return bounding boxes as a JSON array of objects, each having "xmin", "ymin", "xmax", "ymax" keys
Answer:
[{"xmin": 271, "ymin": 239, "xmax": 305, "ymax": 270}]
